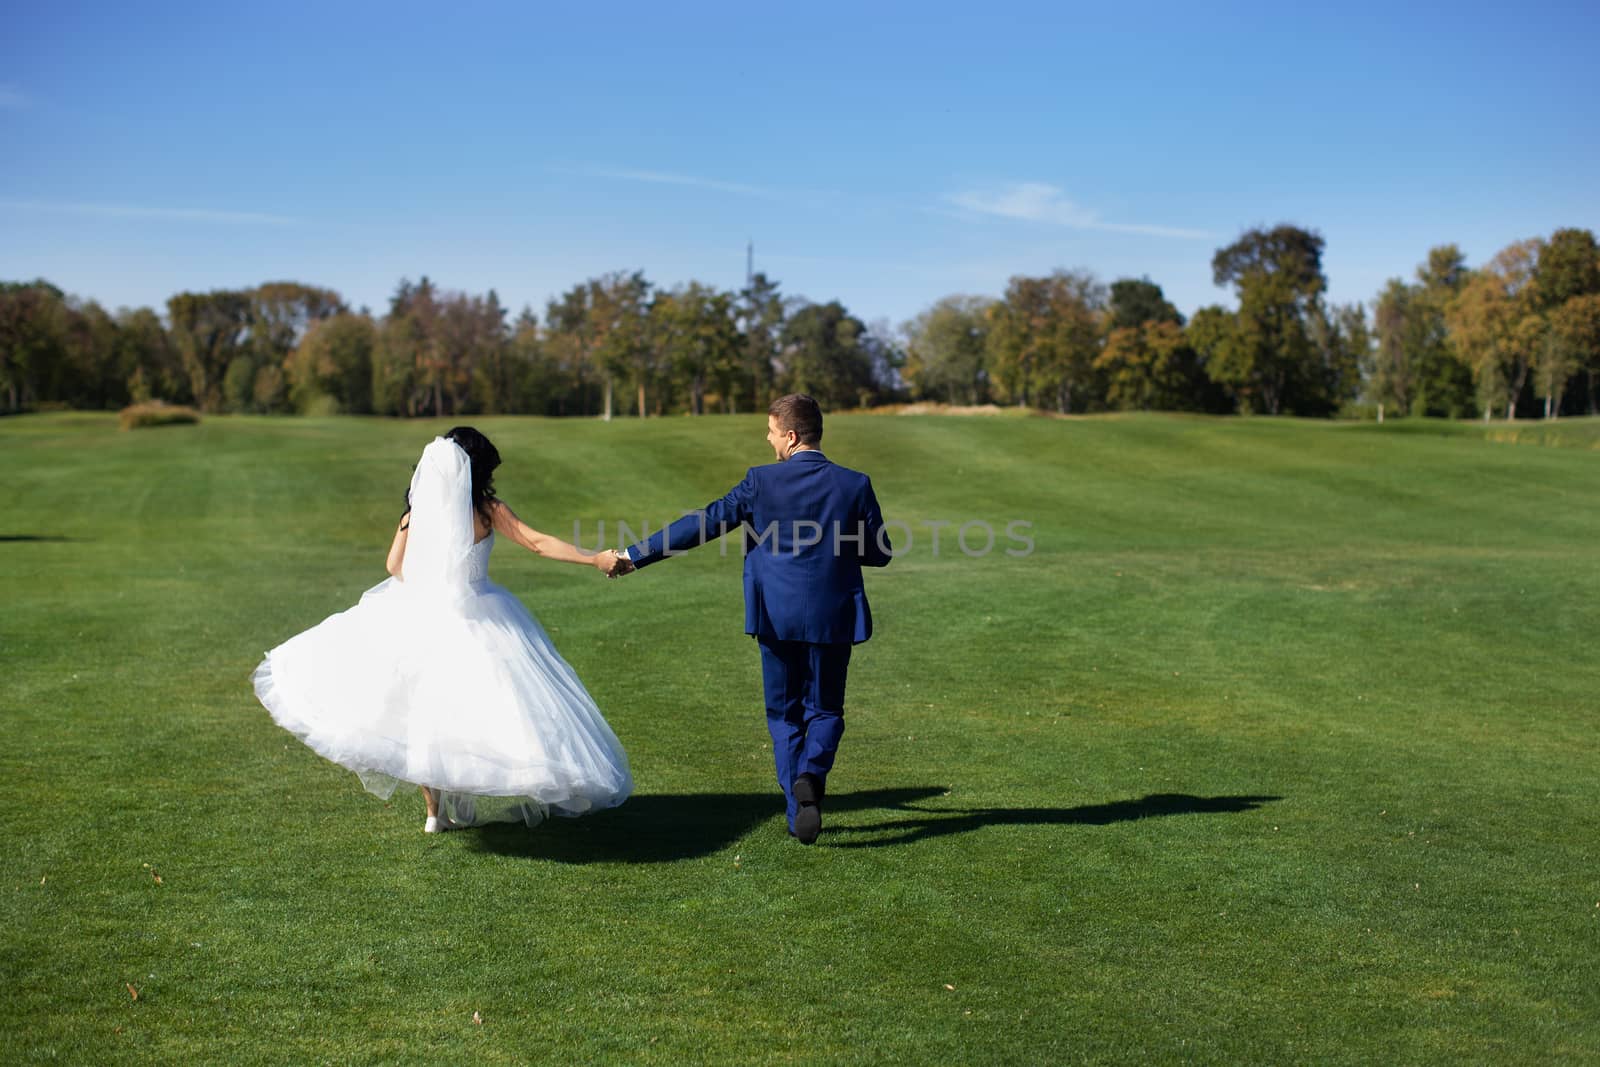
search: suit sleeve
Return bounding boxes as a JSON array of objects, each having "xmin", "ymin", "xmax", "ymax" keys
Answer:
[
  {"xmin": 627, "ymin": 469, "xmax": 756, "ymax": 568},
  {"xmin": 859, "ymin": 477, "xmax": 892, "ymax": 568}
]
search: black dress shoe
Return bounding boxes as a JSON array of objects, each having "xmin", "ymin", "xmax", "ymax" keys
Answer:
[{"xmin": 792, "ymin": 774, "xmax": 822, "ymax": 844}]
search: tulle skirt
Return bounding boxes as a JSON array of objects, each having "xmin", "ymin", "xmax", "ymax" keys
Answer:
[{"xmin": 252, "ymin": 576, "xmax": 632, "ymax": 827}]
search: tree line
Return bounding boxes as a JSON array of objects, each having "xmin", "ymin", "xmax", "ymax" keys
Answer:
[{"xmin": 3, "ymin": 224, "xmax": 1597, "ymax": 420}]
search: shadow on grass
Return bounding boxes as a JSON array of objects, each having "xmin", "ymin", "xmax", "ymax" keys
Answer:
[
  {"xmin": 824, "ymin": 792, "xmax": 1282, "ymax": 849},
  {"xmin": 0, "ymin": 535, "xmax": 79, "ymax": 542},
  {"xmin": 470, "ymin": 787, "xmax": 945, "ymax": 863},
  {"xmin": 469, "ymin": 789, "xmax": 1279, "ymax": 861}
]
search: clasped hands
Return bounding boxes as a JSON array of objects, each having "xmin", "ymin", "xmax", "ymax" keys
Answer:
[{"xmin": 594, "ymin": 549, "xmax": 635, "ymax": 579}]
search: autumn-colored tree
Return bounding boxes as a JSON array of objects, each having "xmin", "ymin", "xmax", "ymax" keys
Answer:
[
  {"xmin": 1095, "ymin": 320, "xmax": 1190, "ymax": 410},
  {"xmin": 986, "ymin": 270, "xmax": 1106, "ymax": 413},
  {"xmin": 1446, "ymin": 239, "xmax": 1543, "ymax": 420},
  {"xmin": 1094, "ymin": 278, "xmax": 1211, "ymax": 412}
]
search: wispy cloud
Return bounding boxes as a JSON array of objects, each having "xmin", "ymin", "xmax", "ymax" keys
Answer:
[
  {"xmin": 552, "ymin": 164, "xmax": 780, "ymax": 200},
  {"xmin": 0, "ymin": 85, "xmax": 28, "ymax": 109},
  {"xmin": 0, "ymin": 199, "xmax": 300, "ymax": 226},
  {"xmin": 945, "ymin": 182, "xmax": 1214, "ymax": 240}
]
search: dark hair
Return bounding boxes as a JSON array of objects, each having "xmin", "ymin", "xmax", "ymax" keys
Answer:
[
  {"xmin": 768, "ymin": 393, "xmax": 823, "ymax": 445},
  {"xmin": 446, "ymin": 426, "xmax": 502, "ymax": 520},
  {"xmin": 402, "ymin": 426, "xmax": 502, "ymax": 524}
]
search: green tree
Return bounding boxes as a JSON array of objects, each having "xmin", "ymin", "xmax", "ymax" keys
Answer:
[
  {"xmin": 372, "ymin": 277, "xmax": 437, "ymax": 416},
  {"xmin": 544, "ymin": 281, "xmax": 600, "ymax": 416},
  {"xmin": 544, "ymin": 272, "xmax": 651, "ymax": 418},
  {"xmin": 57, "ymin": 298, "xmax": 123, "ymax": 409},
  {"xmin": 0, "ymin": 281, "xmax": 70, "ymax": 411},
  {"xmin": 1403, "ymin": 246, "xmax": 1476, "ymax": 417},
  {"xmin": 901, "ymin": 295, "xmax": 991, "ymax": 404},
  {"xmin": 652, "ymin": 282, "xmax": 742, "ymax": 415},
  {"xmin": 1533, "ymin": 228, "xmax": 1600, "ymax": 310},
  {"xmin": 1208, "ymin": 225, "xmax": 1329, "ymax": 414},
  {"xmin": 117, "ymin": 306, "xmax": 182, "ymax": 405},
  {"xmin": 372, "ymin": 278, "xmax": 504, "ymax": 417},
  {"xmin": 779, "ymin": 301, "xmax": 877, "ymax": 410},
  {"xmin": 435, "ymin": 288, "xmax": 508, "ymax": 415},
  {"xmin": 250, "ymin": 283, "xmax": 345, "ymax": 363},
  {"xmin": 287, "ymin": 313, "xmax": 377, "ymax": 414},
  {"xmin": 1307, "ymin": 301, "xmax": 1369, "ymax": 414},
  {"xmin": 1371, "ymin": 279, "xmax": 1419, "ymax": 417},
  {"xmin": 739, "ymin": 272, "xmax": 784, "ymax": 413},
  {"xmin": 1542, "ymin": 294, "xmax": 1600, "ymax": 417},
  {"xmin": 1532, "ymin": 228, "xmax": 1600, "ymax": 416},
  {"xmin": 166, "ymin": 289, "xmax": 252, "ymax": 412},
  {"xmin": 592, "ymin": 271, "xmax": 653, "ymax": 418},
  {"xmin": 222, "ymin": 354, "xmax": 258, "ymax": 413},
  {"xmin": 986, "ymin": 269, "xmax": 1106, "ymax": 412},
  {"xmin": 469, "ymin": 293, "xmax": 531, "ymax": 415},
  {"xmin": 1108, "ymin": 277, "xmax": 1183, "ymax": 331},
  {"xmin": 502, "ymin": 306, "xmax": 572, "ymax": 415}
]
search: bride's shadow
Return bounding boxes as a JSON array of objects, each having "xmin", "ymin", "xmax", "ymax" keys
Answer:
[{"xmin": 469, "ymin": 789, "xmax": 1280, "ymax": 863}]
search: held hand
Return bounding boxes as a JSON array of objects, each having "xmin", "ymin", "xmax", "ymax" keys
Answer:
[{"xmin": 595, "ymin": 549, "xmax": 635, "ymax": 578}]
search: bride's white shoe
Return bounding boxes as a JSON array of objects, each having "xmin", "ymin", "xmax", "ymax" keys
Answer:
[{"xmin": 424, "ymin": 815, "xmax": 457, "ymax": 833}]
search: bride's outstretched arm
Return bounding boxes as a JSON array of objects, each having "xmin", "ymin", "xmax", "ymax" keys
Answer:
[
  {"xmin": 385, "ymin": 515, "xmax": 409, "ymax": 578},
  {"xmin": 492, "ymin": 501, "xmax": 621, "ymax": 575}
]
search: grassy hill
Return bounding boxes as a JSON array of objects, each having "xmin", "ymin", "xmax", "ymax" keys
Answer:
[{"xmin": 3, "ymin": 412, "xmax": 1597, "ymax": 1063}]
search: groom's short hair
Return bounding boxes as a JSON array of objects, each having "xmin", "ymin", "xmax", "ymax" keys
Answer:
[{"xmin": 769, "ymin": 394, "xmax": 823, "ymax": 445}]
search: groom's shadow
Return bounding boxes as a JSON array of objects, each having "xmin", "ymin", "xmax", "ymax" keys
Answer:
[
  {"xmin": 469, "ymin": 787, "xmax": 945, "ymax": 863},
  {"xmin": 824, "ymin": 792, "xmax": 1282, "ymax": 849},
  {"xmin": 469, "ymin": 789, "xmax": 1280, "ymax": 863}
]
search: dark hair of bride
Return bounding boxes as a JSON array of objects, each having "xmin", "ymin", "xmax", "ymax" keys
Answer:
[
  {"xmin": 401, "ymin": 426, "xmax": 503, "ymax": 526},
  {"xmin": 445, "ymin": 426, "xmax": 502, "ymax": 521}
]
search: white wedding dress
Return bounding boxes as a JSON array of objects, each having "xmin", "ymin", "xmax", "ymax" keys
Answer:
[{"xmin": 251, "ymin": 438, "xmax": 632, "ymax": 828}]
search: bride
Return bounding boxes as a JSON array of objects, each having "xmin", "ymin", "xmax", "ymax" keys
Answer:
[{"xmin": 252, "ymin": 427, "xmax": 634, "ymax": 832}]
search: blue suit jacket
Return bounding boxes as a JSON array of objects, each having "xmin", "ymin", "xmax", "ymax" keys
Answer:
[{"xmin": 627, "ymin": 450, "xmax": 891, "ymax": 645}]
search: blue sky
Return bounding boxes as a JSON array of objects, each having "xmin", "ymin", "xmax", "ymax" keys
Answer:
[{"xmin": 3, "ymin": 2, "xmax": 1596, "ymax": 330}]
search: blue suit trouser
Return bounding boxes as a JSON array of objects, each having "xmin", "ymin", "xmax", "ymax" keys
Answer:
[{"xmin": 758, "ymin": 638, "xmax": 851, "ymax": 831}]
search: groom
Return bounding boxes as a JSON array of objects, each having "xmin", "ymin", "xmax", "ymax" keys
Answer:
[{"xmin": 619, "ymin": 394, "xmax": 892, "ymax": 844}]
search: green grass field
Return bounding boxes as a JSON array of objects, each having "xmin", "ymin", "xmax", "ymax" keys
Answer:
[{"xmin": 3, "ymin": 411, "xmax": 1598, "ymax": 1064}]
